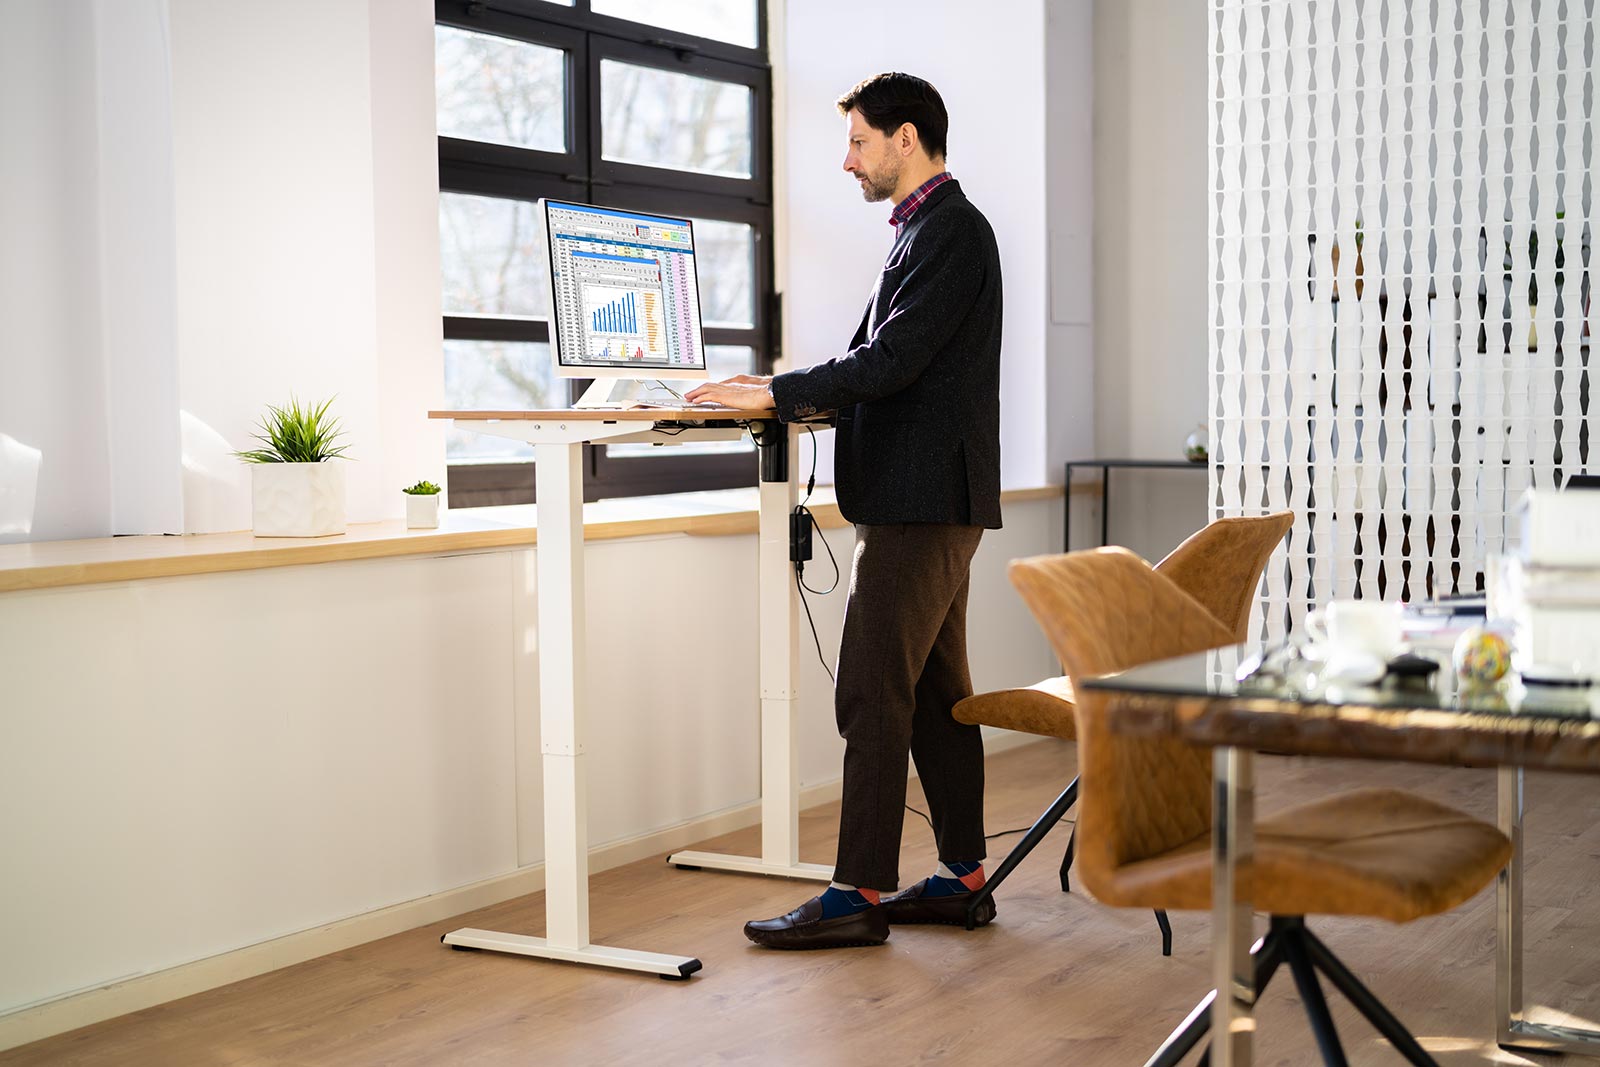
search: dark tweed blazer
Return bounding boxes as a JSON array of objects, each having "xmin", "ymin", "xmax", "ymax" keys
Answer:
[{"xmin": 770, "ymin": 180, "xmax": 1003, "ymax": 528}]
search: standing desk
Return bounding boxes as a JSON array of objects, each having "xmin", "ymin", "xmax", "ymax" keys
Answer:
[{"xmin": 428, "ymin": 407, "xmax": 832, "ymax": 979}]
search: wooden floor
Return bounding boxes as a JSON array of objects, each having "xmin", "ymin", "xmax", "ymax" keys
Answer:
[{"xmin": 7, "ymin": 740, "xmax": 1597, "ymax": 1066}]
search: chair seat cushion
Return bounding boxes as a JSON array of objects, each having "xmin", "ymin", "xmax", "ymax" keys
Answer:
[
  {"xmin": 953, "ymin": 676, "xmax": 1076, "ymax": 738},
  {"xmin": 1095, "ymin": 787, "xmax": 1512, "ymax": 923}
]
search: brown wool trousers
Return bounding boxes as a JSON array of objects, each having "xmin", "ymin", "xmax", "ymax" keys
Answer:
[{"xmin": 832, "ymin": 522, "xmax": 987, "ymax": 892}]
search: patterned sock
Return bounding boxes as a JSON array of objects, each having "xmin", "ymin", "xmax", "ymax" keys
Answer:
[
  {"xmin": 919, "ymin": 860, "xmax": 985, "ymax": 897},
  {"xmin": 818, "ymin": 882, "xmax": 882, "ymax": 918}
]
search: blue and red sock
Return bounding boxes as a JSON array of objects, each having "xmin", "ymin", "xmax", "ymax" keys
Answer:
[
  {"xmin": 919, "ymin": 860, "xmax": 985, "ymax": 897},
  {"xmin": 818, "ymin": 883, "xmax": 882, "ymax": 918}
]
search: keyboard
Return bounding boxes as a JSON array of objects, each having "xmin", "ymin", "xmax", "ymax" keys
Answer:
[{"xmin": 631, "ymin": 399, "xmax": 731, "ymax": 410}]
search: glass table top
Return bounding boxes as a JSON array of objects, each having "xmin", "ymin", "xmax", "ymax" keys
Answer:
[{"xmin": 1081, "ymin": 645, "xmax": 1600, "ymax": 724}]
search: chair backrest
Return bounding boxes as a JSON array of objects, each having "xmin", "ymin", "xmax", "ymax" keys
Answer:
[
  {"xmin": 1007, "ymin": 548, "xmax": 1235, "ymax": 903},
  {"xmin": 1154, "ymin": 512, "xmax": 1294, "ymax": 643}
]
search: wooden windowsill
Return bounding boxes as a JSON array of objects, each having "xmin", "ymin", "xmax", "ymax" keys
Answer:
[{"xmin": 0, "ymin": 485, "xmax": 1068, "ymax": 593}]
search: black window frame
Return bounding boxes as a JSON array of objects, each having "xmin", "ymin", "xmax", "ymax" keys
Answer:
[{"xmin": 436, "ymin": 0, "xmax": 775, "ymax": 507}]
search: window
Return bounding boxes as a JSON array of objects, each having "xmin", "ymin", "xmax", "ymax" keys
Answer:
[{"xmin": 435, "ymin": 0, "xmax": 774, "ymax": 506}]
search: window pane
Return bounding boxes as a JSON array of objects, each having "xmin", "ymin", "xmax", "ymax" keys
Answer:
[
  {"xmin": 436, "ymin": 26, "xmax": 566, "ymax": 153},
  {"xmin": 705, "ymin": 343, "xmax": 756, "ymax": 381},
  {"xmin": 692, "ymin": 219, "xmax": 754, "ymax": 328},
  {"xmin": 591, "ymin": 0, "xmax": 758, "ymax": 48},
  {"xmin": 600, "ymin": 61, "xmax": 752, "ymax": 178},
  {"xmin": 444, "ymin": 340, "xmax": 554, "ymax": 460},
  {"xmin": 606, "ymin": 346, "xmax": 757, "ymax": 458},
  {"xmin": 440, "ymin": 193, "xmax": 547, "ymax": 318}
]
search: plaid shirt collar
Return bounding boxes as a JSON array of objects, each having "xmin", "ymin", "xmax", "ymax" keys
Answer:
[{"xmin": 889, "ymin": 172, "xmax": 953, "ymax": 231}]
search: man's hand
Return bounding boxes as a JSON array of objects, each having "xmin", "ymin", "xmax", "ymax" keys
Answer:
[{"xmin": 685, "ymin": 375, "xmax": 775, "ymax": 408}]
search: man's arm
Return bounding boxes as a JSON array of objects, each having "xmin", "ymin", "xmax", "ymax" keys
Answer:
[{"xmin": 769, "ymin": 213, "xmax": 984, "ymax": 420}]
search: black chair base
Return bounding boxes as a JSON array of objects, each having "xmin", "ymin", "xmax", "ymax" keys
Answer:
[
  {"xmin": 962, "ymin": 777, "xmax": 1173, "ymax": 955},
  {"xmin": 1143, "ymin": 915, "xmax": 1439, "ymax": 1067}
]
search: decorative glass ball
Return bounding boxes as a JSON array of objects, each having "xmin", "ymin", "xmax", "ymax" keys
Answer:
[
  {"xmin": 1452, "ymin": 626, "xmax": 1512, "ymax": 685},
  {"xmin": 1184, "ymin": 423, "xmax": 1210, "ymax": 463}
]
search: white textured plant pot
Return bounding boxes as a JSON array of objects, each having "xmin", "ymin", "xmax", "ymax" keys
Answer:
[
  {"xmin": 251, "ymin": 462, "xmax": 346, "ymax": 537},
  {"xmin": 405, "ymin": 493, "xmax": 441, "ymax": 529}
]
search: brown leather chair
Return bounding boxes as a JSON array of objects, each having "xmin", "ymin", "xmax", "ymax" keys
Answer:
[
  {"xmin": 952, "ymin": 513, "xmax": 1294, "ymax": 946},
  {"xmin": 1009, "ymin": 548, "xmax": 1513, "ymax": 1066}
]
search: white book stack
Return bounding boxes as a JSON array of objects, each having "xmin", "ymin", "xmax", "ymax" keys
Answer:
[{"xmin": 1495, "ymin": 490, "xmax": 1600, "ymax": 679}]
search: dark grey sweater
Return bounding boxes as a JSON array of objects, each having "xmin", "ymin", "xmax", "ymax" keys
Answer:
[{"xmin": 771, "ymin": 180, "xmax": 1003, "ymax": 528}]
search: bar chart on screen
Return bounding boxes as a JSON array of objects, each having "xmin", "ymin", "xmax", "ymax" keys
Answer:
[{"xmin": 582, "ymin": 285, "xmax": 665, "ymax": 363}]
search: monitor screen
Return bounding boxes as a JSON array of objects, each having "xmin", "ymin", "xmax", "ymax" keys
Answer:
[{"xmin": 540, "ymin": 199, "xmax": 708, "ymax": 377}]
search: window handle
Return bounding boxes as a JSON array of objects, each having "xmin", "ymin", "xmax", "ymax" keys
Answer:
[{"xmin": 646, "ymin": 37, "xmax": 700, "ymax": 61}]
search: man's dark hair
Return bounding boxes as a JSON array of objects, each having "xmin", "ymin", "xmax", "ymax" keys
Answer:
[{"xmin": 836, "ymin": 72, "xmax": 948, "ymax": 161}]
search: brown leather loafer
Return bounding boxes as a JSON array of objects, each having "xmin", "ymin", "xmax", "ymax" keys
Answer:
[
  {"xmin": 881, "ymin": 879, "xmax": 997, "ymax": 927},
  {"xmin": 743, "ymin": 896, "xmax": 890, "ymax": 949}
]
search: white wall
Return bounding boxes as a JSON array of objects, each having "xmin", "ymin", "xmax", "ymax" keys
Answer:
[
  {"xmin": 0, "ymin": 501, "xmax": 1058, "ymax": 1027},
  {"xmin": 368, "ymin": 1, "xmax": 449, "ymax": 509},
  {"xmin": 1046, "ymin": 0, "xmax": 1098, "ymax": 480},
  {"xmin": 0, "ymin": 1, "xmax": 112, "ymax": 543},
  {"xmin": 0, "ymin": 0, "xmax": 446, "ymax": 541},
  {"xmin": 172, "ymin": 0, "xmax": 445, "ymax": 533},
  {"xmin": 779, "ymin": 0, "xmax": 1070, "ymax": 491},
  {"xmin": 96, "ymin": 0, "xmax": 185, "ymax": 536},
  {"xmin": 1091, "ymin": 0, "xmax": 1210, "ymax": 559}
]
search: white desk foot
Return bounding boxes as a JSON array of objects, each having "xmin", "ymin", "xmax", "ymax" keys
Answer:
[
  {"xmin": 441, "ymin": 928, "xmax": 702, "ymax": 980},
  {"xmin": 666, "ymin": 850, "xmax": 834, "ymax": 881}
]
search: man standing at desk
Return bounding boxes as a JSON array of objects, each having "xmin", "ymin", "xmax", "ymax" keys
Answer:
[{"xmin": 687, "ymin": 72, "xmax": 1003, "ymax": 950}]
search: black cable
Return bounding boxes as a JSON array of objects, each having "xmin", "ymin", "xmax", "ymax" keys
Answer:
[
  {"xmin": 903, "ymin": 803, "xmax": 1046, "ymax": 841},
  {"xmin": 797, "ymin": 570, "xmax": 834, "ymax": 685},
  {"xmin": 794, "ymin": 424, "xmax": 839, "ymax": 675},
  {"xmin": 797, "ymin": 507, "xmax": 840, "ymax": 596}
]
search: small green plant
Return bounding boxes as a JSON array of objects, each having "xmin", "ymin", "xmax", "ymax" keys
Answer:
[
  {"xmin": 403, "ymin": 480, "xmax": 442, "ymax": 495},
  {"xmin": 235, "ymin": 396, "xmax": 349, "ymax": 463}
]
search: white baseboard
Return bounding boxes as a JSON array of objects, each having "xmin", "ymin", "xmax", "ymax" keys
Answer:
[{"xmin": 0, "ymin": 732, "xmax": 1044, "ymax": 1052}]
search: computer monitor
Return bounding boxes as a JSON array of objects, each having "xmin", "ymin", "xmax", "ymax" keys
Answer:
[{"xmin": 537, "ymin": 198, "xmax": 709, "ymax": 408}]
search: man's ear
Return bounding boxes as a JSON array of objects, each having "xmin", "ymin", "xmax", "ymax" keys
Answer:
[{"xmin": 897, "ymin": 122, "xmax": 919, "ymax": 158}]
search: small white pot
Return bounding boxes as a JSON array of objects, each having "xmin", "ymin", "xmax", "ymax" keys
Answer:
[
  {"xmin": 250, "ymin": 462, "xmax": 346, "ymax": 538},
  {"xmin": 405, "ymin": 492, "xmax": 441, "ymax": 529}
]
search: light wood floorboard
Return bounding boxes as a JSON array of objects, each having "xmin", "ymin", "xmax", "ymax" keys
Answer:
[{"xmin": 5, "ymin": 740, "xmax": 1596, "ymax": 1065}]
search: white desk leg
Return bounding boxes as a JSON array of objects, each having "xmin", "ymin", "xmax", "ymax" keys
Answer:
[
  {"xmin": 669, "ymin": 423, "xmax": 831, "ymax": 882},
  {"xmin": 444, "ymin": 439, "xmax": 701, "ymax": 979},
  {"xmin": 1213, "ymin": 745, "xmax": 1256, "ymax": 1067},
  {"xmin": 534, "ymin": 440, "xmax": 590, "ymax": 950}
]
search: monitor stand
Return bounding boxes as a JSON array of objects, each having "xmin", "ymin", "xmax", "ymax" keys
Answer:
[{"xmin": 573, "ymin": 378, "xmax": 685, "ymax": 410}]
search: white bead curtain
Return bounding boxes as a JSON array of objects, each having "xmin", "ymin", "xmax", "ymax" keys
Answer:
[{"xmin": 1210, "ymin": 0, "xmax": 1596, "ymax": 642}]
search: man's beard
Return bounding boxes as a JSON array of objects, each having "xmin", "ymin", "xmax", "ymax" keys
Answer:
[{"xmin": 857, "ymin": 160, "xmax": 901, "ymax": 203}]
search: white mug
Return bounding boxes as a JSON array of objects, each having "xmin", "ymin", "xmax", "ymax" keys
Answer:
[{"xmin": 1304, "ymin": 600, "xmax": 1405, "ymax": 660}]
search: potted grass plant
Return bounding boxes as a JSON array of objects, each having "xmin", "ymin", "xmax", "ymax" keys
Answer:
[
  {"xmin": 235, "ymin": 396, "xmax": 350, "ymax": 537},
  {"xmin": 403, "ymin": 480, "xmax": 442, "ymax": 529}
]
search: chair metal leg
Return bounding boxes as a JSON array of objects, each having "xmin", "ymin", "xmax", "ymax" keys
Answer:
[
  {"xmin": 1302, "ymin": 929, "xmax": 1439, "ymax": 1067},
  {"xmin": 1143, "ymin": 930, "xmax": 1283, "ymax": 1067},
  {"xmin": 1061, "ymin": 827, "xmax": 1075, "ymax": 893},
  {"xmin": 1284, "ymin": 931, "xmax": 1348, "ymax": 1066},
  {"xmin": 1145, "ymin": 989, "xmax": 1218, "ymax": 1067},
  {"xmin": 1155, "ymin": 909, "xmax": 1173, "ymax": 957},
  {"xmin": 964, "ymin": 777, "xmax": 1078, "ymax": 930}
]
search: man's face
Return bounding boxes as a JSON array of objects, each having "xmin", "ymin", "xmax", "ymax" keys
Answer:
[{"xmin": 842, "ymin": 109, "xmax": 903, "ymax": 203}]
